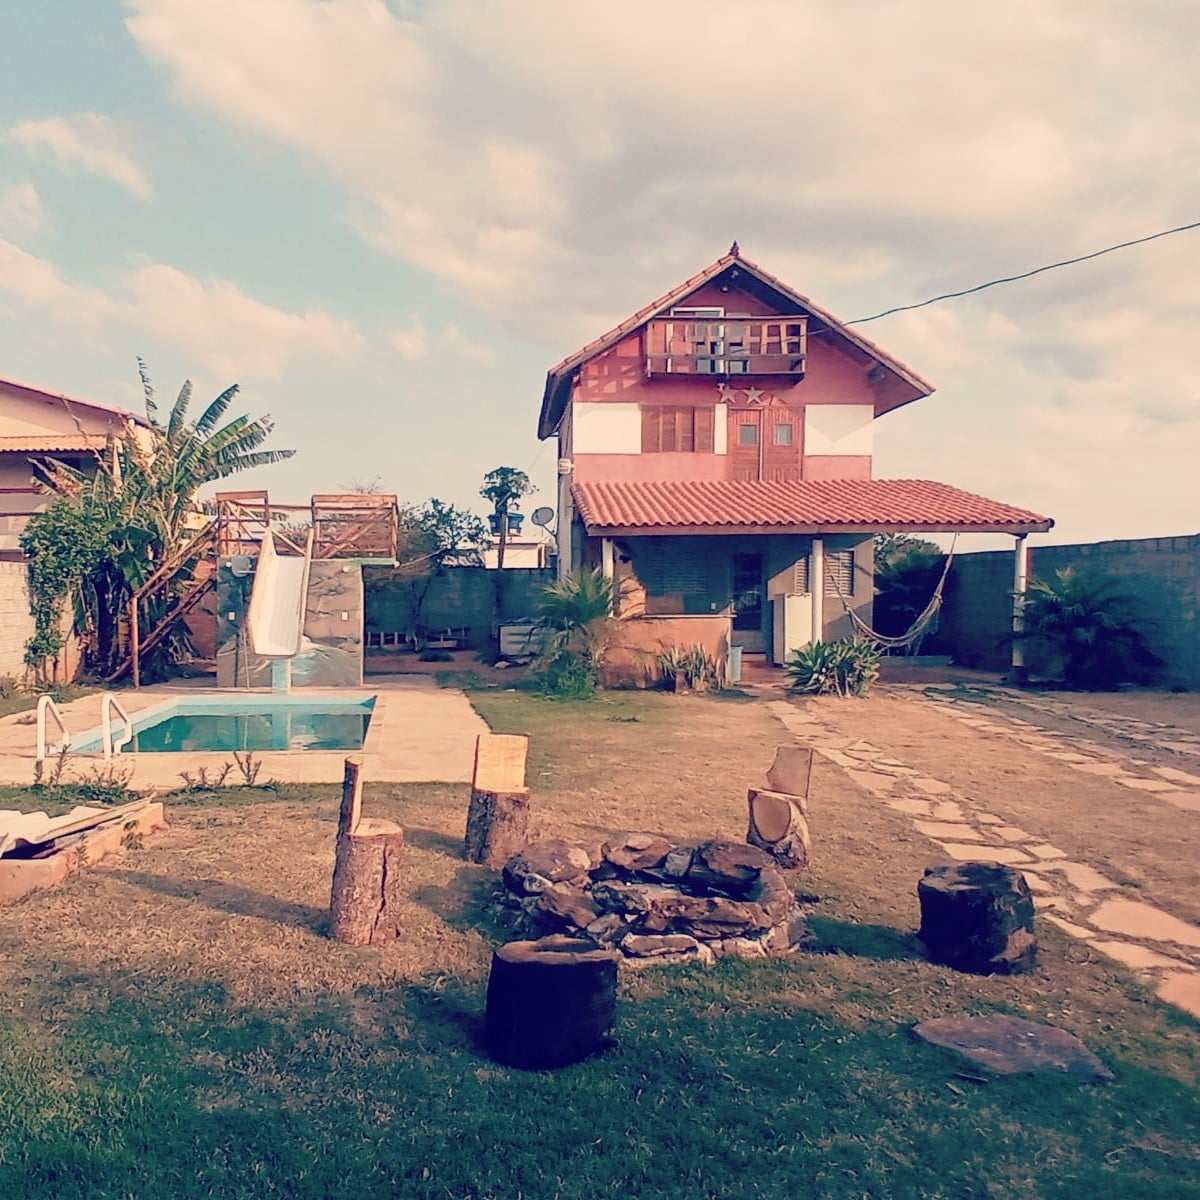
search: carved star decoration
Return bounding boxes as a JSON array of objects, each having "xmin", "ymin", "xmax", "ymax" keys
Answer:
[
  {"xmin": 744, "ymin": 386, "xmax": 764, "ymax": 404},
  {"xmin": 716, "ymin": 382, "xmax": 736, "ymax": 401}
]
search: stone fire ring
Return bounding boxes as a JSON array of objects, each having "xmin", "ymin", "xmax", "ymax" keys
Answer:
[{"xmin": 497, "ymin": 833, "xmax": 807, "ymax": 967}]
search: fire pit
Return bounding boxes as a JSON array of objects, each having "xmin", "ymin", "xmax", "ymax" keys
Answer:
[{"xmin": 497, "ymin": 833, "xmax": 807, "ymax": 966}]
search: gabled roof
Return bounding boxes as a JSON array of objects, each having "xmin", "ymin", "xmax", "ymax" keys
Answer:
[
  {"xmin": 538, "ymin": 246, "xmax": 935, "ymax": 438},
  {"xmin": 0, "ymin": 375, "xmax": 146, "ymax": 426},
  {"xmin": 572, "ymin": 478, "xmax": 1053, "ymax": 536}
]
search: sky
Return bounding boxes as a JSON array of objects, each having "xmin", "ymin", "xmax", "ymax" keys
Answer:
[{"xmin": 1, "ymin": 0, "xmax": 1198, "ymax": 548}]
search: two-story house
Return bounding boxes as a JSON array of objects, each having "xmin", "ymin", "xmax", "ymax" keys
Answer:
[{"xmin": 537, "ymin": 245, "xmax": 1052, "ymax": 678}]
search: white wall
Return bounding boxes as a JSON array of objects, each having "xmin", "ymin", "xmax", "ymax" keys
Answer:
[
  {"xmin": 805, "ymin": 404, "xmax": 874, "ymax": 456},
  {"xmin": 571, "ymin": 402, "xmax": 641, "ymax": 454}
]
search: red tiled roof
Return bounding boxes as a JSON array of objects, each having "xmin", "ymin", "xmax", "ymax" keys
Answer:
[
  {"xmin": 0, "ymin": 434, "xmax": 108, "ymax": 453},
  {"xmin": 572, "ymin": 479, "xmax": 1053, "ymax": 535}
]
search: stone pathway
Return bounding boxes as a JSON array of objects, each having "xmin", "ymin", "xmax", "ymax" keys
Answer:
[{"xmin": 765, "ymin": 689, "xmax": 1200, "ymax": 1021}]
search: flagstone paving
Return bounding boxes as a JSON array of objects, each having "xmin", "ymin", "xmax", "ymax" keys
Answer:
[{"xmin": 764, "ymin": 685, "xmax": 1200, "ymax": 1020}]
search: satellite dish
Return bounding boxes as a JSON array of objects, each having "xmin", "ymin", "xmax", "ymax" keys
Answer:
[
  {"xmin": 229, "ymin": 554, "xmax": 254, "ymax": 577},
  {"xmin": 531, "ymin": 506, "xmax": 555, "ymax": 529}
]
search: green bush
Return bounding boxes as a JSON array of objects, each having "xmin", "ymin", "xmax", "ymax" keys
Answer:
[
  {"xmin": 785, "ymin": 638, "xmax": 881, "ymax": 697},
  {"xmin": 531, "ymin": 569, "xmax": 620, "ymax": 698},
  {"xmin": 1020, "ymin": 567, "xmax": 1160, "ymax": 690}
]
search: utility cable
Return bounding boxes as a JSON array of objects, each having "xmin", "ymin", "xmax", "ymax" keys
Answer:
[{"xmin": 845, "ymin": 218, "xmax": 1200, "ymax": 326}]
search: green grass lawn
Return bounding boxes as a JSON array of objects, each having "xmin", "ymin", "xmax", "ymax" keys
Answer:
[{"xmin": 1, "ymin": 690, "xmax": 1198, "ymax": 1199}]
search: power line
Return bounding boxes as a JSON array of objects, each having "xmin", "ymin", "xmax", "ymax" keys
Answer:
[{"xmin": 846, "ymin": 218, "xmax": 1200, "ymax": 326}]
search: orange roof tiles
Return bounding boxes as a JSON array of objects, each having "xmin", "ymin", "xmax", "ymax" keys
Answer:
[
  {"xmin": 0, "ymin": 434, "xmax": 108, "ymax": 453},
  {"xmin": 572, "ymin": 479, "xmax": 1053, "ymax": 535}
]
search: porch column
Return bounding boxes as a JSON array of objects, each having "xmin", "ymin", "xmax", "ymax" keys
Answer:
[
  {"xmin": 601, "ymin": 537, "xmax": 615, "ymax": 613},
  {"xmin": 1010, "ymin": 534, "xmax": 1028, "ymax": 683},
  {"xmin": 810, "ymin": 537, "xmax": 825, "ymax": 644},
  {"xmin": 556, "ymin": 456, "xmax": 573, "ymax": 579}
]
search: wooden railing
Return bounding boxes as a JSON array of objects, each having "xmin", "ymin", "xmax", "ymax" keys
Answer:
[
  {"xmin": 644, "ymin": 317, "xmax": 807, "ymax": 378},
  {"xmin": 312, "ymin": 494, "xmax": 398, "ymax": 560}
]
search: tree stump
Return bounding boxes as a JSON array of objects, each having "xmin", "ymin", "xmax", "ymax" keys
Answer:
[
  {"xmin": 765, "ymin": 745, "xmax": 813, "ymax": 799},
  {"xmin": 746, "ymin": 788, "xmax": 811, "ymax": 869},
  {"xmin": 465, "ymin": 734, "xmax": 531, "ymax": 867},
  {"xmin": 485, "ymin": 936, "xmax": 619, "ymax": 1069},
  {"xmin": 329, "ymin": 756, "xmax": 405, "ymax": 945},
  {"xmin": 918, "ymin": 861, "xmax": 1036, "ymax": 975}
]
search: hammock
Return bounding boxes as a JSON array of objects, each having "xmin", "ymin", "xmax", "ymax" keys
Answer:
[{"xmin": 828, "ymin": 536, "xmax": 958, "ymax": 651}]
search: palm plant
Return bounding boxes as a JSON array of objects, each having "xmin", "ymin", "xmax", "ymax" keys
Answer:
[
  {"xmin": 532, "ymin": 569, "xmax": 619, "ymax": 696},
  {"xmin": 1020, "ymin": 567, "xmax": 1159, "ymax": 690}
]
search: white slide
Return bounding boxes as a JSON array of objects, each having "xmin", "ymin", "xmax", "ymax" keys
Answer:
[{"xmin": 246, "ymin": 527, "xmax": 313, "ymax": 658}]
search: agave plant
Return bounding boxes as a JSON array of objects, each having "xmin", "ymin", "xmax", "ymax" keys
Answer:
[{"xmin": 784, "ymin": 638, "xmax": 881, "ymax": 697}]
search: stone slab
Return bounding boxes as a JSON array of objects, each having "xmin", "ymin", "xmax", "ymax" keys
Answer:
[
  {"xmin": 994, "ymin": 826, "xmax": 1031, "ymax": 843},
  {"xmin": 1157, "ymin": 972, "xmax": 1200, "ymax": 1019},
  {"xmin": 1043, "ymin": 914, "xmax": 1094, "ymax": 940},
  {"xmin": 1028, "ymin": 843, "xmax": 1067, "ymax": 860},
  {"xmin": 1088, "ymin": 899, "xmax": 1200, "ymax": 948},
  {"xmin": 1152, "ymin": 766, "xmax": 1200, "ymax": 786},
  {"xmin": 1114, "ymin": 777, "xmax": 1180, "ymax": 793},
  {"xmin": 914, "ymin": 822, "xmax": 982, "ymax": 842},
  {"xmin": 937, "ymin": 844, "xmax": 1031, "ymax": 865},
  {"xmin": 913, "ymin": 1015, "xmax": 1112, "ymax": 1082},
  {"xmin": 911, "ymin": 778, "xmax": 952, "ymax": 795},
  {"xmin": 1032, "ymin": 861, "xmax": 1117, "ymax": 893},
  {"xmin": 886, "ymin": 798, "xmax": 933, "ymax": 816},
  {"xmin": 1091, "ymin": 940, "xmax": 1189, "ymax": 971}
]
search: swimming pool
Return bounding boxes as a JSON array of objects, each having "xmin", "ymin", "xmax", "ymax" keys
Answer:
[{"xmin": 73, "ymin": 695, "xmax": 377, "ymax": 754}]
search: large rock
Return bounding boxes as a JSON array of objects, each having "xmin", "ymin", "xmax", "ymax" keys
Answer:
[
  {"xmin": 525, "ymin": 882, "xmax": 601, "ymax": 932},
  {"xmin": 602, "ymin": 833, "xmax": 673, "ymax": 874},
  {"xmin": 686, "ymin": 840, "xmax": 775, "ymax": 897},
  {"xmin": 502, "ymin": 840, "xmax": 593, "ymax": 895},
  {"xmin": 913, "ymin": 1015, "xmax": 1113, "ymax": 1082},
  {"xmin": 918, "ymin": 861, "xmax": 1036, "ymax": 975}
]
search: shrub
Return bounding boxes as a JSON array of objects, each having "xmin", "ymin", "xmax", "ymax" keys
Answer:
[
  {"xmin": 657, "ymin": 644, "xmax": 722, "ymax": 691},
  {"xmin": 785, "ymin": 638, "xmax": 881, "ymax": 697},
  {"xmin": 1020, "ymin": 567, "xmax": 1160, "ymax": 690},
  {"xmin": 531, "ymin": 569, "xmax": 620, "ymax": 698}
]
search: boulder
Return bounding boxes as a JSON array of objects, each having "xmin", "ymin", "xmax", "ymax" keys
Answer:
[
  {"xmin": 602, "ymin": 833, "xmax": 673, "ymax": 874},
  {"xmin": 687, "ymin": 840, "xmax": 774, "ymax": 897},
  {"xmin": 502, "ymin": 840, "xmax": 593, "ymax": 896},
  {"xmin": 918, "ymin": 861, "xmax": 1037, "ymax": 975}
]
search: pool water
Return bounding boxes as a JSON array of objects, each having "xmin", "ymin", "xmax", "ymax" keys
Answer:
[
  {"xmin": 72, "ymin": 696, "xmax": 377, "ymax": 754},
  {"xmin": 127, "ymin": 708, "xmax": 372, "ymax": 753}
]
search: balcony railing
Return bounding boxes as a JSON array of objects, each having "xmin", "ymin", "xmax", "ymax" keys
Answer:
[{"xmin": 645, "ymin": 317, "xmax": 807, "ymax": 378}]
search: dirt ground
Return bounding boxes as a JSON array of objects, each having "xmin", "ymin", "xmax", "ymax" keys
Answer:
[{"xmin": 2, "ymin": 676, "xmax": 1198, "ymax": 1019}]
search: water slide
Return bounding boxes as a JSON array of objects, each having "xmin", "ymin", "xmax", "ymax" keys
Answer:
[{"xmin": 246, "ymin": 527, "xmax": 313, "ymax": 663}]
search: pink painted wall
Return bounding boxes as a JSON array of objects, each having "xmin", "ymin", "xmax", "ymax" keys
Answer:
[{"xmin": 570, "ymin": 281, "xmax": 879, "ymax": 483}]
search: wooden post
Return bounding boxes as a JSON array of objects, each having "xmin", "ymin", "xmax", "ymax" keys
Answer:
[
  {"xmin": 329, "ymin": 756, "xmax": 406, "ymax": 945},
  {"xmin": 465, "ymin": 734, "xmax": 531, "ymax": 867},
  {"xmin": 485, "ymin": 936, "xmax": 618, "ymax": 1069}
]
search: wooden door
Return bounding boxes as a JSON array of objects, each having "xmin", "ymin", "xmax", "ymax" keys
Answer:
[{"xmin": 728, "ymin": 409, "xmax": 761, "ymax": 481}]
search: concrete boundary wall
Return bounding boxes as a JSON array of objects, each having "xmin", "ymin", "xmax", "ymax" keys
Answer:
[
  {"xmin": 0, "ymin": 561, "xmax": 33, "ymax": 677},
  {"xmin": 930, "ymin": 534, "xmax": 1200, "ymax": 689}
]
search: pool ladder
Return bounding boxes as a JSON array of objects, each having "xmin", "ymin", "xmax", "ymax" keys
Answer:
[
  {"xmin": 36, "ymin": 693, "xmax": 134, "ymax": 763},
  {"xmin": 101, "ymin": 693, "xmax": 134, "ymax": 760}
]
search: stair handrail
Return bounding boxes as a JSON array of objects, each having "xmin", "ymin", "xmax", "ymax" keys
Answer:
[
  {"xmin": 100, "ymin": 693, "xmax": 134, "ymax": 760},
  {"xmin": 36, "ymin": 695, "xmax": 70, "ymax": 763}
]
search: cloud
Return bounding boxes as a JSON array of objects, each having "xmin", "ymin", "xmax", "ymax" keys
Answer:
[
  {"xmin": 0, "ymin": 239, "xmax": 115, "ymax": 324},
  {"xmin": 390, "ymin": 315, "xmax": 493, "ymax": 364},
  {"xmin": 0, "ymin": 183, "xmax": 43, "ymax": 233},
  {"xmin": 7, "ymin": 113, "xmax": 154, "ymax": 200},
  {"xmin": 0, "ymin": 240, "xmax": 363, "ymax": 379}
]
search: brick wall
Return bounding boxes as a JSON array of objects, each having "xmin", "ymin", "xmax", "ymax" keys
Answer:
[
  {"xmin": 930, "ymin": 534, "xmax": 1200, "ymax": 688},
  {"xmin": 0, "ymin": 561, "xmax": 33, "ymax": 677}
]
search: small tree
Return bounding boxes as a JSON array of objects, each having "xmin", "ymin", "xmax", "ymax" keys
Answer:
[
  {"xmin": 379, "ymin": 499, "xmax": 487, "ymax": 634},
  {"xmin": 480, "ymin": 466, "xmax": 534, "ymax": 570}
]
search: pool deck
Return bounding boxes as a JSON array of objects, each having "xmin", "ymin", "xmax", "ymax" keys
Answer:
[{"xmin": 0, "ymin": 676, "xmax": 490, "ymax": 789}]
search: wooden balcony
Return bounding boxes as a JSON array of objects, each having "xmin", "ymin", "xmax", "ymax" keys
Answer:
[{"xmin": 644, "ymin": 317, "xmax": 807, "ymax": 378}]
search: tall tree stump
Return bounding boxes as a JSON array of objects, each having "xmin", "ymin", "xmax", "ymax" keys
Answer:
[
  {"xmin": 330, "ymin": 756, "xmax": 405, "ymax": 945},
  {"xmin": 918, "ymin": 861, "xmax": 1036, "ymax": 975},
  {"xmin": 765, "ymin": 745, "xmax": 813, "ymax": 799},
  {"xmin": 746, "ymin": 788, "xmax": 811, "ymax": 869},
  {"xmin": 465, "ymin": 734, "xmax": 531, "ymax": 867},
  {"xmin": 485, "ymin": 936, "xmax": 618, "ymax": 1069}
]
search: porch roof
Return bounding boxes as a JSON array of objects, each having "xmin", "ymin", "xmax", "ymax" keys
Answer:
[{"xmin": 572, "ymin": 478, "xmax": 1053, "ymax": 537}]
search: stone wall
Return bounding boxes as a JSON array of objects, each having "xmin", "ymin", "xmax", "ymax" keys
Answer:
[
  {"xmin": 930, "ymin": 533, "xmax": 1200, "ymax": 689},
  {"xmin": 217, "ymin": 558, "xmax": 365, "ymax": 688}
]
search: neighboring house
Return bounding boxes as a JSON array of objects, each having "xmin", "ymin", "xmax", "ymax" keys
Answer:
[
  {"xmin": 481, "ymin": 536, "xmax": 555, "ymax": 570},
  {"xmin": 0, "ymin": 375, "xmax": 144, "ymax": 560},
  {"xmin": 0, "ymin": 376, "xmax": 147, "ymax": 677},
  {"xmin": 537, "ymin": 245, "xmax": 1053, "ymax": 677}
]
